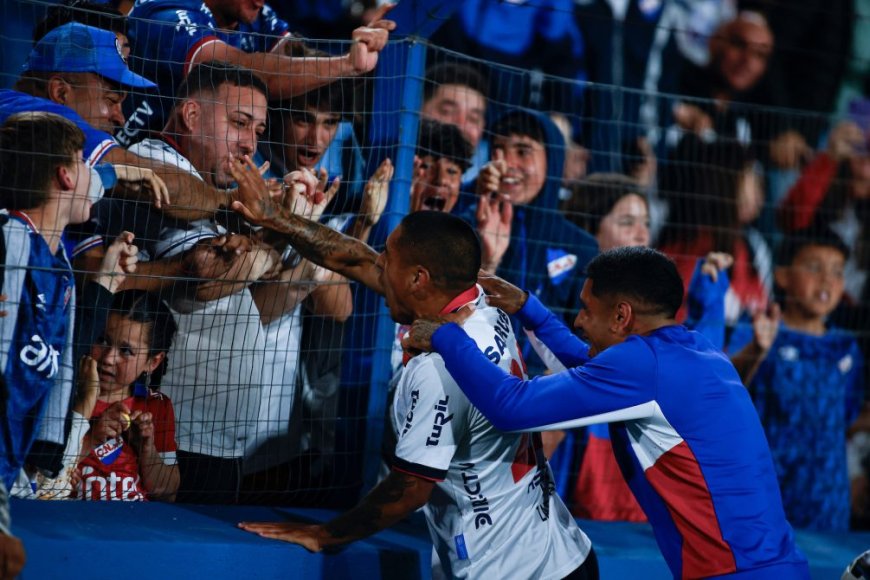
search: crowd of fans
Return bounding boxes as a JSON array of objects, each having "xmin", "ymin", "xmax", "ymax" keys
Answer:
[{"xmin": 0, "ymin": 1, "xmax": 869, "ymax": 572}]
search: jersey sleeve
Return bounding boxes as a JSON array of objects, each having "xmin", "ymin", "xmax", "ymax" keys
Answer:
[
  {"xmin": 431, "ymin": 323, "xmax": 657, "ymax": 432},
  {"xmin": 149, "ymin": 394, "xmax": 178, "ymax": 465},
  {"xmin": 685, "ymin": 257, "xmax": 729, "ymax": 350},
  {"xmin": 517, "ymin": 294, "xmax": 589, "ymax": 368},
  {"xmin": 129, "ymin": 6, "xmax": 222, "ymax": 87},
  {"xmin": 391, "ymin": 356, "xmax": 469, "ymax": 482},
  {"xmin": 257, "ymin": 5, "xmax": 290, "ymax": 51}
]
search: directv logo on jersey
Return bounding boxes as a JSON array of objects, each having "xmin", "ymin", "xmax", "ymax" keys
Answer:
[
  {"xmin": 460, "ymin": 463, "xmax": 493, "ymax": 528},
  {"xmin": 426, "ymin": 396, "xmax": 453, "ymax": 447},
  {"xmin": 19, "ymin": 334, "xmax": 60, "ymax": 378}
]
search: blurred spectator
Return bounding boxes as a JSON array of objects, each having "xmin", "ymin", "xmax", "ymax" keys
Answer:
[
  {"xmin": 559, "ymin": 173, "xmax": 649, "ymax": 520},
  {"xmin": 76, "ymin": 291, "xmax": 180, "ymax": 502},
  {"xmin": 469, "ymin": 109, "xmax": 598, "ymax": 376},
  {"xmin": 669, "ymin": 10, "xmax": 773, "ymax": 150},
  {"xmin": 778, "ymin": 118, "xmax": 870, "ymax": 303},
  {"xmin": 563, "ymin": 174, "xmax": 650, "ymax": 251},
  {"xmin": 121, "ymin": 0, "xmax": 395, "ymax": 144},
  {"xmin": 575, "ymin": 0, "xmax": 735, "ymax": 171},
  {"xmin": 5, "ymin": 23, "xmax": 151, "ymax": 163},
  {"xmin": 748, "ymin": 0, "xmax": 853, "ymax": 157},
  {"xmin": 429, "ymin": 0, "xmax": 586, "ymax": 129},
  {"xmin": 421, "ymin": 62, "xmax": 490, "ymax": 186},
  {"xmin": 0, "ymin": 112, "xmax": 90, "ymax": 568},
  {"xmin": 728, "ymin": 227, "xmax": 866, "ymax": 531},
  {"xmin": 550, "ymin": 112, "xmax": 589, "ymax": 197},
  {"xmin": 834, "ymin": 2, "xmax": 870, "ymax": 115},
  {"xmin": 263, "ymin": 74, "xmax": 365, "ymax": 215},
  {"xmin": 658, "ymin": 136, "xmax": 771, "ymax": 324}
]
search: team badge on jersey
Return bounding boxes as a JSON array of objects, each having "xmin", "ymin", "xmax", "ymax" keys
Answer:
[
  {"xmin": 94, "ymin": 437, "xmax": 124, "ymax": 465},
  {"xmin": 546, "ymin": 248, "xmax": 577, "ymax": 286}
]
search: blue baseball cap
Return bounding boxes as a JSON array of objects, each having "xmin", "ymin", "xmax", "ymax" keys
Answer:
[{"xmin": 24, "ymin": 22, "xmax": 156, "ymax": 90}]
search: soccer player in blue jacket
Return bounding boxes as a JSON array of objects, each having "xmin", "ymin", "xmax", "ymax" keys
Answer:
[{"xmin": 403, "ymin": 246, "xmax": 811, "ymax": 579}]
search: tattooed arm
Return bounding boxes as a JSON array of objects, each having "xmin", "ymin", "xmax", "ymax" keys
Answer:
[
  {"xmin": 229, "ymin": 156, "xmax": 386, "ymax": 295},
  {"xmin": 238, "ymin": 470, "xmax": 434, "ymax": 552}
]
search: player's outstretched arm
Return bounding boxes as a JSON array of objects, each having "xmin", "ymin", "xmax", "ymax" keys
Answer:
[
  {"xmin": 403, "ymin": 320, "xmax": 656, "ymax": 432},
  {"xmin": 238, "ymin": 470, "xmax": 433, "ymax": 552},
  {"xmin": 229, "ymin": 156, "xmax": 385, "ymax": 294}
]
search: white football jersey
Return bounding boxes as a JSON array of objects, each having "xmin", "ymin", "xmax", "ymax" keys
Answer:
[{"xmin": 391, "ymin": 287, "xmax": 591, "ymax": 579}]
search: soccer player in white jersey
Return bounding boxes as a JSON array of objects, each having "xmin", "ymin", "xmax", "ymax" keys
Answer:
[{"xmin": 232, "ymin": 191, "xmax": 598, "ymax": 578}]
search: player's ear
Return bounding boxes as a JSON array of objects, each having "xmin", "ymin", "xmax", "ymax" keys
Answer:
[
  {"xmin": 412, "ymin": 266, "xmax": 431, "ymax": 290},
  {"xmin": 613, "ymin": 301, "xmax": 633, "ymax": 333},
  {"xmin": 179, "ymin": 99, "xmax": 201, "ymax": 132}
]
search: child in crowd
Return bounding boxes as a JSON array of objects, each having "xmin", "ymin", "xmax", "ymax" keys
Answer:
[
  {"xmin": 728, "ymin": 227, "xmax": 865, "ymax": 531},
  {"xmin": 75, "ymin": 291, "xmax": 180, "ymax": 502}
]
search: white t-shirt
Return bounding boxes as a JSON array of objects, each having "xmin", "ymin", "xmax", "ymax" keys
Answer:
[
  {"xmin": 244, "ymin": 303, "xmax": 306, "ymax": 473},
  {"xmin": 129, "ymin": 138, "xmax": 266, "ymax": 459},
  {"xmin": 391, "ymin": 287, "xmax": 591, "ymax": 579}
]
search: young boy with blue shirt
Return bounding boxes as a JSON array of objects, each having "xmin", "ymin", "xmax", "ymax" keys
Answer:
[{"xmin": 729, "ymin": 227, "xmax": 865, "ymax": 531}]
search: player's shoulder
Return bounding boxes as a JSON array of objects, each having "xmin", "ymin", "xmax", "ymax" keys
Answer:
[
  {"xmin": 0, "ymin": 91, "xmax": 87, "ymax": 127},
  {"xmin": 130, "ymin": 138, "xmax": 198, "ymax": 174}
]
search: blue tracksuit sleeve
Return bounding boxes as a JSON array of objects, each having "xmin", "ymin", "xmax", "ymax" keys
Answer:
[
  {"xmin": 516, "ymin": 294, "xmax": 589, "ymax": 368},
  {"xmin": 431, "ymin": 323, "xmax": 657, "ymax": 432},
  {"xmin": 685, "ymin": 258, "xmax": 729, "ymax": 350}
]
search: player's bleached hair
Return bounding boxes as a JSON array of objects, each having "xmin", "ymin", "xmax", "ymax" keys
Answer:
[
  {"xmin": 398, "ymin": 211, "xmax": 482, "ymax": 292},
  {"xmin": 0, "ymin": 111, "xmax": 84, "ymax": 210},
  {"xmin": 585, "ymin": 246, "xmax": 684, "ymax": 318}
]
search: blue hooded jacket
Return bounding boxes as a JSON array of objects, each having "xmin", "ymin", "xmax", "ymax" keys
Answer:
[{"xmin": 468, "ymin": 110, "xmax": 599, "ymax": 376}]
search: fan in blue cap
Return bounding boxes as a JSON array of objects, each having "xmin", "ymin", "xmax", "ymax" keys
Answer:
[{"xmin": 24, "ymin": 22, "xmax": 155, "ymax": 90}]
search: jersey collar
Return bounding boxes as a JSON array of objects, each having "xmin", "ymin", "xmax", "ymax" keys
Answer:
[
  {"xmin": 439, "ymin": 285, "xmax": 481, "ymax": 316},
  {"xmin": 9, "ymin": 210, "xmax": 38, "ymax": 234}
]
